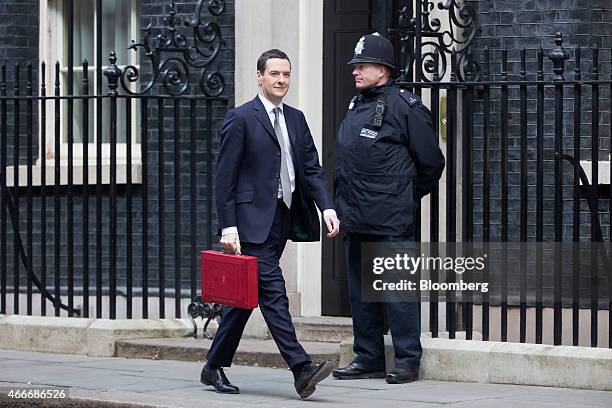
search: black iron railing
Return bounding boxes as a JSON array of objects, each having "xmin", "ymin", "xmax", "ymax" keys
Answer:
[
  {"xmin": 0, "ymin": 0, "xmax": 228, "ymax": 321},
  {"xmin": 0, "ymin": 62, "xmax": 226, "ymax": 320},
  {"xmin": 398, "ymin": 33, "xmax": 611, "ymax": 348}
]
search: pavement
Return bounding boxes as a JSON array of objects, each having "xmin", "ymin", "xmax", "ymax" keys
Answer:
[{"xmin": 0, "ymin": 350, "xmax": 611, "ymax": 408}]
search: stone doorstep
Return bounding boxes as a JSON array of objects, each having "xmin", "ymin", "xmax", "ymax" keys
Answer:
[
  {"xmin": 113, "ymin": 331, "xmax": 481, "ymax": 372},
  {"xmin": 115, "ymin": 337, "xmax": 342, "ymax": 369},
  {"xmin": 292, "ymin": 316, "xmax": 354, "ymax": 343},
  {"xmin": 113, "ymin": 330, "xmax": 476, "ymax": 369}
]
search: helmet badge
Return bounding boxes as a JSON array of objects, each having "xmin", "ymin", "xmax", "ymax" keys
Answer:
[{"xmin": 355, "ymin": 36, "xmax": 365, "ymax": 55}]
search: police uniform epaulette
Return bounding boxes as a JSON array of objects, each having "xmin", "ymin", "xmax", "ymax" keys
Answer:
[{"xmin": 398, "ymin": 88, "xmax": 420, "ymax": 107}]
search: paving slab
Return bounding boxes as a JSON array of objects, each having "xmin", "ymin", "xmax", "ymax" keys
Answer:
[{"xmin": 0, "ymin": 349, "xmax": 611, "ymax": 408}]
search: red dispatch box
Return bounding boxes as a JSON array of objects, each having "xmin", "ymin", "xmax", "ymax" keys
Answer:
[{"xmin": 201, "ymin": 250, "xmax": 258, "ymax": 309}]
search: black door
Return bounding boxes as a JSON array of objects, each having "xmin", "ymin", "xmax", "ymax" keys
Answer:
[
  {"xmin": 321, "ymin": 0, "xmax": 372, "ymax": 317},
  {"xmin": 321, "ymin": 0, "xmax": 404, "ymax": 316}
]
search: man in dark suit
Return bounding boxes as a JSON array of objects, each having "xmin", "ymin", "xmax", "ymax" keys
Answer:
[{"xmin": 200, "ymin": 49, "xmax": 340, "ymax": 399}]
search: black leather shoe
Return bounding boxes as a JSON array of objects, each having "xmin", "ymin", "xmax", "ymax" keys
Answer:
[
  {"xmin": 332, "ymin": 361, "xmax": 386, "ymax": 380},
  {"xmin": 200, "ymin": 364, "xmax": 240, "ymax": 394},
  {"xmin": 294, "ymin": 360, "xmax": 334, "ymax": 399},
  {"xmin": 386, "ymin": 366, "xmax": 419, "ymax": 384}
]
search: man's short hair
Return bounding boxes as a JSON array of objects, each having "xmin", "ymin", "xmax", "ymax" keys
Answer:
[{"xmin": 257, "ymin": 49, "xmax": 291, "ymax": 73}]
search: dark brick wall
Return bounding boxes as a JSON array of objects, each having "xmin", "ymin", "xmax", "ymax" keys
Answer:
[
  {"xmin": 0, "ymin": 0, "xmax": 38, "ymax": 77},
  {"xmin": 469, "ymin": 0, "xmax": 612, "ymax": 50},
  {"xmin": 1, "ymin": 0, "xmax": 234, "ymax": 316},
  {"xmin": 0, "ymin": 0, "xmax": 40, "ymax": 162},
  {"xmin": 466, "ymin": 0, "xmax": 612, "ymax": 242}
]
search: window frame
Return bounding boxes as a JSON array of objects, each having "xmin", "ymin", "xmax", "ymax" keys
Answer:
[{"xmin": 40, "ymin": 0, "xmax": 141, "ymax": 167}]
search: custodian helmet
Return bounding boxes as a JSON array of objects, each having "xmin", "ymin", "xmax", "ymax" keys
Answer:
[{"xmin": 347, "ymin": 32, "xmax": 396, "ymax": 71}]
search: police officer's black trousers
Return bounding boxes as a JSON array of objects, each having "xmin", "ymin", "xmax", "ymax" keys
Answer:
[
  {"xmin": 206, "ymin": 201, "xmax": 311, "ymax": 370},
  {"xmin": 344, "ymin": 233, "xmax": 423, "ymax": 370}
]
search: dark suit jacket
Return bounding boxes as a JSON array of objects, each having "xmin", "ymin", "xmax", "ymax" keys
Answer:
[{"xmin": 215, "ymin": 96, "xmax": 334, "ymax": 244}]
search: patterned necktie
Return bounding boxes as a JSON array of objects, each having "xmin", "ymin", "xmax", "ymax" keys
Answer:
[{"xmin": 273, "ymin": 107, "xmax": 292, "ymax": 209}]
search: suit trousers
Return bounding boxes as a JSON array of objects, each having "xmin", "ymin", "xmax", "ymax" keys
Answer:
[
  {"xmin": 206, "ymin": 201, "xmax": 311, "ymax": 369},
  {"xmin": 344, "ymin": 233, "xmax": 423, "ymax": 370}
]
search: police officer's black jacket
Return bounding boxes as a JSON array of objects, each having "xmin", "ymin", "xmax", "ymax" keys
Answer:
[{"xmin": 334, "ymin": 81, "xmax": 445, "ymax": 236}]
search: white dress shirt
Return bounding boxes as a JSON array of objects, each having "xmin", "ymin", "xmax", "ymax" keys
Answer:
[{"xmin": 258, "ymin": 93, "xmax": 296, "ymax": 198}]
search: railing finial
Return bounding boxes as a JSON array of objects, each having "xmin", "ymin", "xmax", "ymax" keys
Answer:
[
  {"xmin": 104, "ymin": 51, "xmax": 122, "ymax": 95},
  {"xmin": 549, "ymin": 32, "xmax": 569, "ymax": 81}
]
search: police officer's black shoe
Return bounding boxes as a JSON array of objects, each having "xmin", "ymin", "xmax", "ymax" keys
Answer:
[
  {"xmin": 385, "ymin": 366, "xmax": 419, "ymax": 384},
  {"xmin": 294, "ymin": 360, "xmax": 334, "ymax": 399},
  {"xmin": 332, "ymin": 361, "xmax": 386, "ymax": 380},
  {"xmin": 200, "ymin": 363, "xmax": 240, "ymax": 394}
]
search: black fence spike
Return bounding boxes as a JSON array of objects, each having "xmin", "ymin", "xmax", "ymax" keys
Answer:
[
  {"xmin": 575, "ymin": 47, "xmax": 581, "ymax": 80},
  {"xmin": 13, "ymin": 64, "xmax": 19, "ymax": 95},
  {"xmin": 450, "ymin": 48, "xmax": 457, "ymax": 82},
  {"xmin": 501, "ymin": 49, "xmax": 508, "ymax": 81},
  {"xmin": 54, "ymin": 62, "xmax": 60, "ymax": 87},
  {"xmin": 592, "ymin": 47, "xmax": 599, "ymax": 76}
]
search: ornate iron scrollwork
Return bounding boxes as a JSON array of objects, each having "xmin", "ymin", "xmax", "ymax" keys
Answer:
[
  {"xmin": 390, "ymin": 0, "xmax": 479, "ymax": 82},
  {"xmin": 187, "ymin": 298, "xmax": 223, "ymax": 339},
  {"xmin": 114, "ymin": 0, "xmax": 226, "ymax": 96}
]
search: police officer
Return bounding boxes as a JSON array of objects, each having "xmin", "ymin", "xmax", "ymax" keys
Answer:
[{"xmin": 332, "ymin": 33, "xmax": 445, "ymax": 383}]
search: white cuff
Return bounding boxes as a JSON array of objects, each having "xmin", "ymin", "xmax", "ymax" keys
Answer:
[
  {"xmin": 323, "ymin": 209, "xmax": 337, "ymax": 218},
  {"xmin": 222, "ymin": 226, "xmax": 238, "ymax": 236}
]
